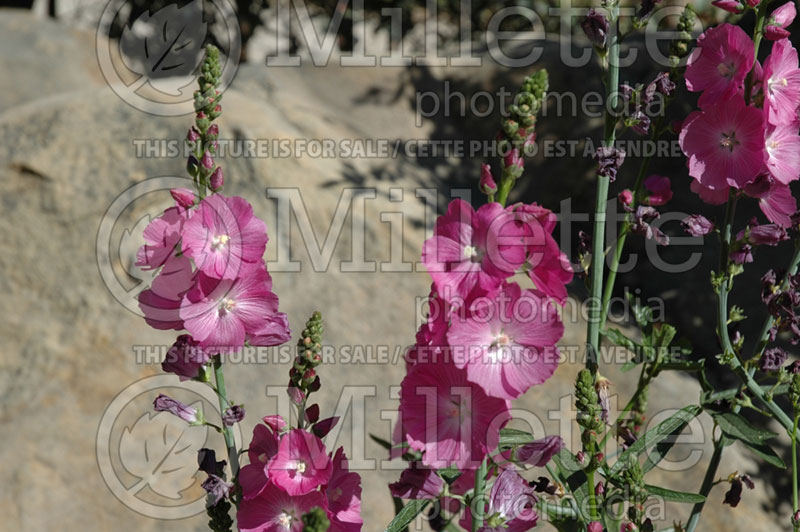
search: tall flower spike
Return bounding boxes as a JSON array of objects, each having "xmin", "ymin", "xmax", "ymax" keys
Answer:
[{"xmin": 289, "ymin": 312, "xmax": 324, "ymax": 409}]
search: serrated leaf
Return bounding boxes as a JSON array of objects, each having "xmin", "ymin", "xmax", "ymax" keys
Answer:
[
  {"xmin": 119, "ymin": 0, "xmax": 207, "ymax": 95},
  {"xmin": 645, "ymin": 484, "xmax": 706, "ymax": 503},
  {"xmin": 118, "ymin": 408, "xmax": 206, "ymax": 499},
  {"xmin": 384, "ymin": 499, "xmax": 430, "ymax": 532},
  {"xmin": 714, "ymin": 412, "xmax": 777, "ymax": 445},
  {"xmin": 610, "ymin": 405, "xmax": 701, "ymax": 475}
]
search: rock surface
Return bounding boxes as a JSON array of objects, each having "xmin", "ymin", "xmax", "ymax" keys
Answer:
[{"xmin": 0, "ymin": 9, "xmax": 789, "ymax": 532}]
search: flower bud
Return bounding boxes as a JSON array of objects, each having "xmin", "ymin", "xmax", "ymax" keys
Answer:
[
  {"xmin": 207, "ymin": 123, "xmax": 219, "ymax": 138},
  {"xmin": 480, "ymin": 163, "xmax": 498, "ymax": 195},
  {"xmin": 712, "ymin": 0, "xmax": 743, "ymax": 13},
  {"xmin": 595, "ymin": 481, "xmax": 605, "ymax": 496},
  {"xmin": 187, "ymin": 127, "xmax": 200, "ymax": 143},
  {"xmin": 222, "ymin": 405, "xmax": 245, "ymax": 426},
  {"xmin": 618, "ymin": 189, "xmax": 633, "ymax": 206},
  {"xmin": 503, "ymin": 148, "xmax": 524, "ymax": 177},
  {"xmin": 587, "ymin": 522, "xmax": 604, "ymax": 532},
  {"xmin": 581, "ymin": 9, "xmax": 609, "ymax": 49},
  {"xmin": 201, "ymin": 151, "xmax": 214, "ymax": 170},
  {"xmin": 210, "ymin": 167, "xmax": 224, "ymax": 190},
  {"xmin": 766, "ymin": 2, "xmax": 796, "ymax": 40},
  {"xmin": 170, "ymin": 188, "xmax": 196, "ymax": 209},
  {"xmin": 153, "ymin": 393, "xmax": 198, "ymax": 423}
]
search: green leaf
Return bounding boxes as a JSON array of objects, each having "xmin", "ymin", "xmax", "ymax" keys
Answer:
[
  {"xmin": 610, "ymin": 405, "xmax": 702, "ymax": 475},
  {"xmin": 645, "ymin": 484, "xmax": 706, "ymax": 503},
  {"xmin": 498, "ymin": 427, "xmax": 535, "ymax": 449},
  {"xmin": 652, "ymin": 324, "xmax": 676, "ymax": 348},
  {"xmin": 552, "ymin": 450, "xmax": 590, "ymax": 522},
  {"xmin": 384, "ymin": 499, "xmax": 430, "ymax": 532},
  {"xmin": 737, "ymin": 439, "xmax": 786, "ymax": 468},
  {"xmin": 602, "ymin": 328, "xmax": 639, "ymax": 351},
  {"xmin": 713, "ymin": 412, "xmax": 778, "ymax": 445}
]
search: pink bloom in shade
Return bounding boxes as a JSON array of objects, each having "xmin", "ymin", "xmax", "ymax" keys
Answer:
[
  {"xmin": 459, "ymin": 468, "xmax": 538, "ymax": 532},
  {"xmin": 515, "ymin": 435, "xmax": 565, "ymax": 466},
  {"xmin": 324, "ymin": 448, "xmax": 363, "ymax": 532},
  {"xmin": 161, "ymin": 334, "xmax": 210, "ymax": 380},
  {"xmin": 744, "ymin": 175, "xmax": 798, "ymax": 226},
  {"xmin": 136, "ymin": 206, "xmax": 188, "ymax": 270},
  {"xmin": 712, "ymin": 0, "xmax": 743, "ymax": 13},
  {"xmin": 180, "ymin": 263, "xmax": 280, "ymax": 351},
  {"xmin": 267, "ymin": 429, "xmax": 331, "ymax": 496},
  {"xmin": 422, "ymin": 200, "xmax": 526, "ymax": 305},
  {"xmin": 643, "ymin": 175, "xmax": 673, "ymax": 205},
  {"xmin": 181, "ymin": 194, "xmax": 268, "ymax": 280},
  {"xmin": 763, "ymin": 39, "xmax": 800, "ymax": 126},
  {"xmin": 690, "ymin": 180, "xmax": 729, "ymax": 205},
  {"xmin": 248, "ymin": 312, "xmax": 292, "ymax": 347},
  {"xmin": 618, "ymin": 189, "xmax": 634, "ymax": 206},
  {"xmin": 685, "ymin": 24, "xmax": 754, "ymax": 108},
  {"xmin": 679, "ymin": 97, "xmax": 766, "ymax": 191},
  {"xmin": 399, "ymin": 360, "xmax": 511, "ymax": 469},
  {"xmin": 389, "ymin": 462, "xmax": 445, "ymax": 499},
  {"xmin": 765, "ymin": 2, "xmax": 796, "ymax": 41},
  {"xmin": 764, "ymin": 125, "xmax": 800, "ymax": 184},
  {"xmin": 447, "ymin": 283, "xmax": 564, "ymax": 400},
  {"xmin": 240, "ymin": 423, "xmax": 280, "ymax": 501},
  {"xmin": 238, "ymin": 482, "xmax": 325, "ymax": 532},
  {"xmin": 138, "ymin": 255, "xmax": 195, "ymax": 330}
]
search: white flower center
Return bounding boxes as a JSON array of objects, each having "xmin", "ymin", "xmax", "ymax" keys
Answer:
[
  {"xmin": 463, "ymin": 245, "xmax": 478, "ymax": 258},
  {"xmin": 717, "ymin": 61, "xmax": 736, "ymax": 79},
  {"xmin": 277, "ymin": 512, "xmax": 293, "ymax": 529},
  {"xmin": 295, "ymin": 460, "xmax": 307, "ymax": 474},
  {"xmin": 219, "ymin": 298, "xmax": 236, "ymax": 316},
  {"xmin": 767, "ymin": 140, "xmax": 779, "ymax": 156},
  {"xmin": 212, "ymin": 234, "xmax": 230, "ymax": 249}
]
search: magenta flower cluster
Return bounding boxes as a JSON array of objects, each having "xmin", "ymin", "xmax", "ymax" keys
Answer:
[
  {"xmin": 137, "ymin": 187, "xmax": 291, "ymax": 359},
  {"xmin": 680, "ymin": 19, "xmax": 800, "ymax": 227},
  {"xmin": 237, "ymin": 415, "xmax": 362, "ymax": 532}
]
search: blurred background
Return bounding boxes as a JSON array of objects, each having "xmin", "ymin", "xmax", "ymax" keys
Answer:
[{"xmin": 0, "ymin": 0, "xmax": 797, "ymax": 530}]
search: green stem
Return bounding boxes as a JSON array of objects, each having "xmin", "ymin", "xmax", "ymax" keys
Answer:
[
  {"xmin": 586, "ymin": 5, "xmax": 620, "ymax": 373},
  {"xmin": 472, "ymin": 457, "xmax": 488, "ymax": 531},
  {"xmin": 685, "ymin": 435, "xmax": 725, "ymax": 532},
  {"xmin": 586, "ymin": 468, "xmax": 600, "ymax": 522},
  {"xmin": 213, "ymin": 357, "xmax": 239, "ymax": 477},
  {"xmin": 495, "ymin": 173, "xmax": 515, "ymax": 207}
]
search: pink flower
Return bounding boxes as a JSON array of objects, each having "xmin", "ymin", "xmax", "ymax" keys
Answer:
[
  {"xmin": 389, "ymin": 463, "xmax": 445, "ymax": 499},
  {"xmin": 138, "ymin": 255, "xmax": 195, "ymax": 330},
  {"xmin": 764, "ymin": 124, "xmax": 800, "ymax": 184},
  {"xmin": 459, "ymin": 468, "xmax": 538, "ymax": 532},
  {"xmin": 240, "ymin": 423, "xmax": 280, "ymax": 501},
  {"xmin": 399, "ymin": 359, "xmax": 511, "ymax": 469},
  {"xmin": 765, "ymin": 2, "xmax": 796, "ymax": 40},
  {"xmin": 515, "ymin": 435, "xmax": 565, "ymax": 466},
  {"xmin": 238, "ymin": 482, "xmax": 325, "ymax": 532},
  {"xmin": 422, "ymin": 200, "xmax": 526, "ymax": 305},
  {"xmin": 690, "ymin": 180, "xmax": 729, "ymax": 205},
  {"xmin": 447, "ymin": 283, "xmax": 564, "ymax": 399},
  {"xmin": 161, "ymin": 334, "xmax": 210, "ymax": 381},
  {"xmin": 618, "ymin": 189, "xmax": 634, "ymax": 206},
  {"xmin": 510, "ymin": 204, "xmax": 573, "ymax": 304},
  {"xmin": 763, "ymin": 39, "xmax": 800, "ymax": 126},
  {"xmin": 643, "ymin": 175, "xmax": 673, "ymax": 206},
  {"xmin": 267, "ymin": 429, "xmax": 331, "ymax": 496},
  {"xmin": 679, "ymin": 96, "xmax": 765, "ymax": 191},
  {"xmin": 180, "ymin": 263, "xmax": 281, "ymax": 351},
  {"xmin": 136, "ymin": 206, "xmax": 188, "ymax": 270},
  {"xmin": 181, "ymin": 194, "xmax": 268, "ymax": 280},
  {"xmin": 685, "ymin": 24, "xmax": 754, "ymax": 107},
  {"xmin": 153, "ymin": 394, "xmax": 198, "ymax": 423},
  {"xmin": 324, "ymin": 448, "xmax": 363, "ymax": 532},
  {"xmin": 744, "ymin": 175, "xmax": 798, "ymax": 226},
  {"xmin": 248, "ymin": 312, "xmax": 292, "ymax": 347}
]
